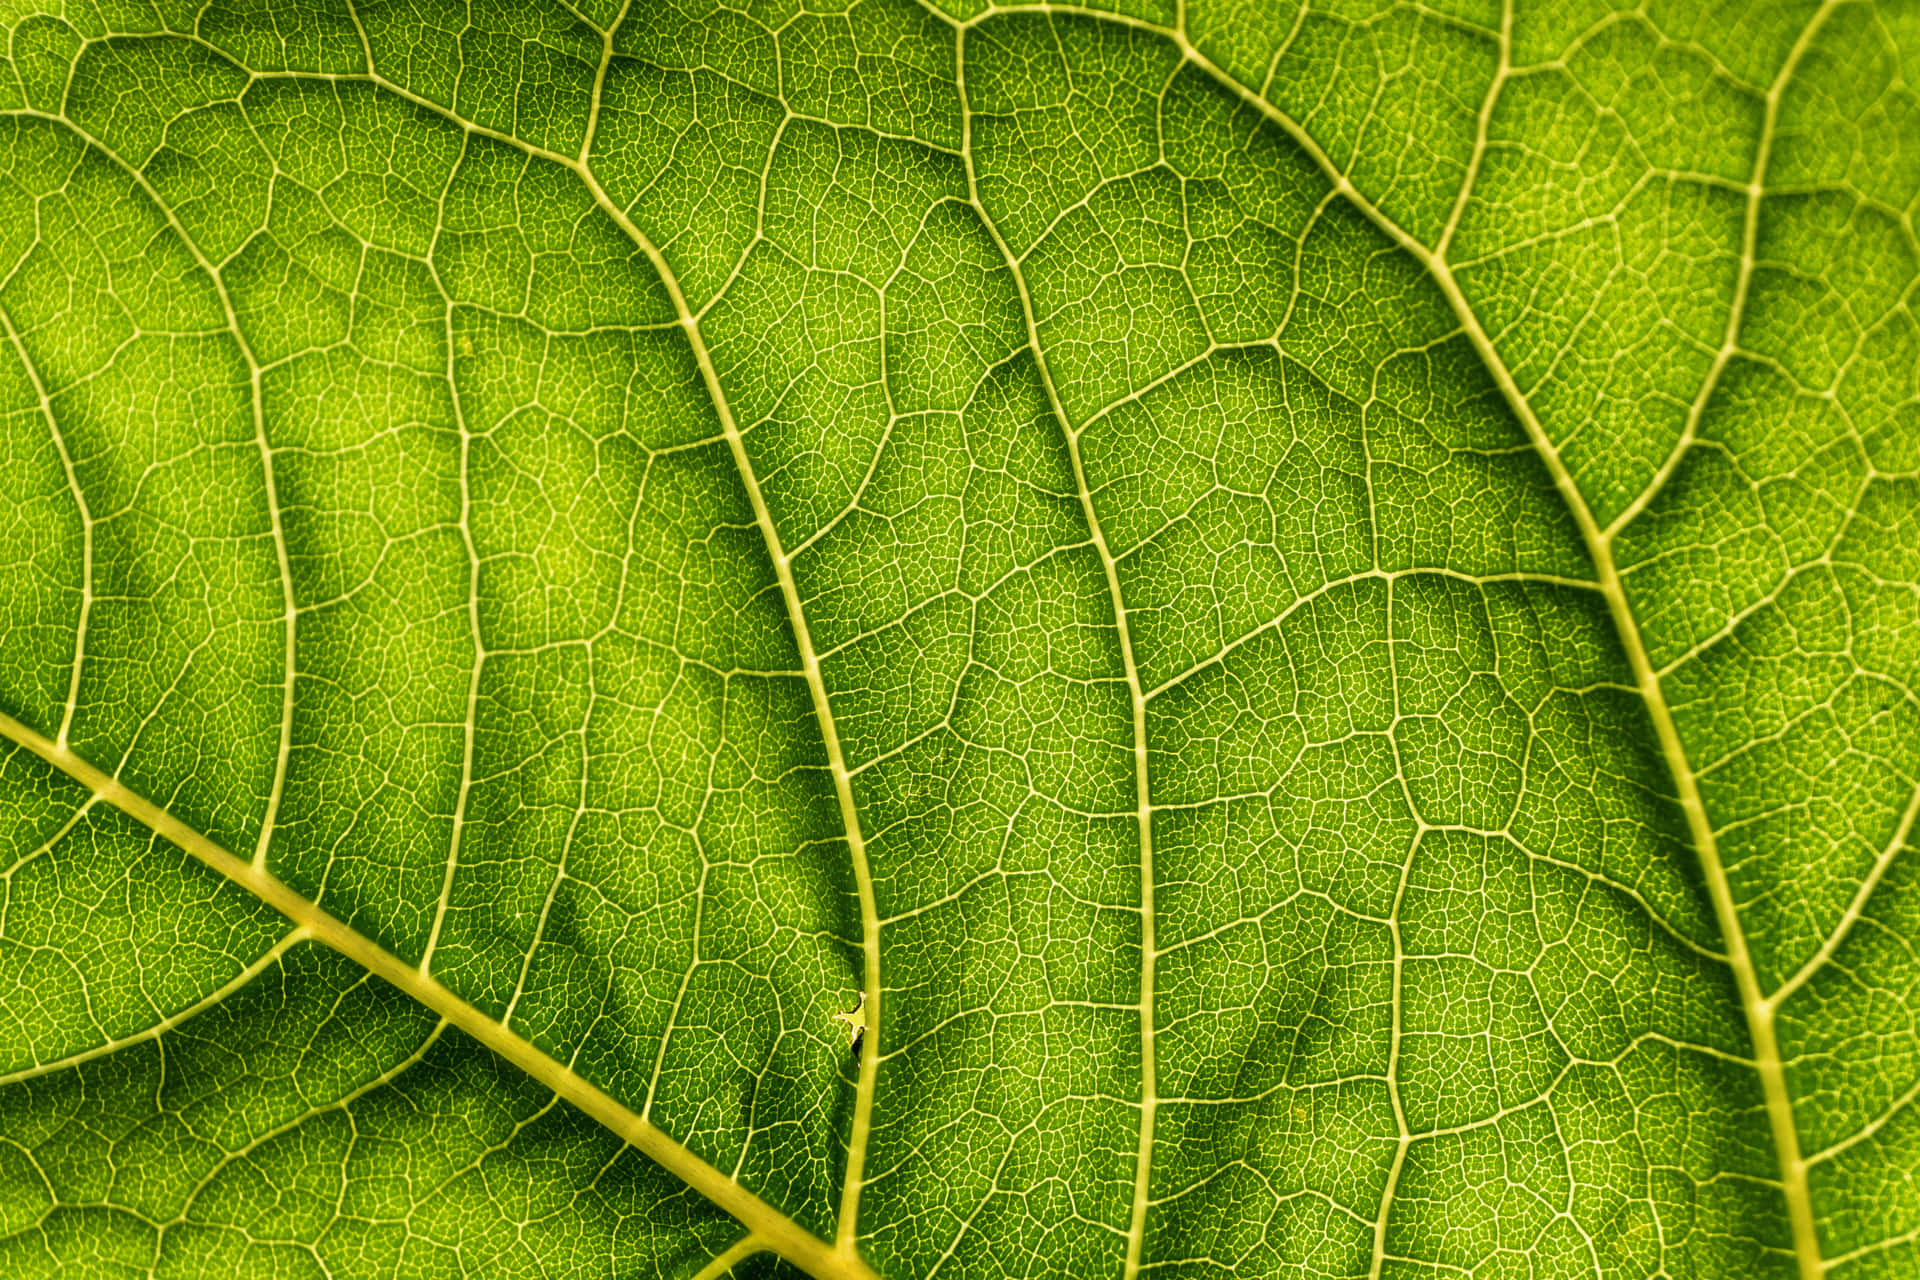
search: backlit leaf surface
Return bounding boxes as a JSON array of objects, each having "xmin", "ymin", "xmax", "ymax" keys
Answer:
[{"xmin": 0, "ymin": 1, "xmax": 1915, "ymax": 1277}]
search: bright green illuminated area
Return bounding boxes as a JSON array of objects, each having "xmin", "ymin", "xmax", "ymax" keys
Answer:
[{"xmin": 0, "ymin": 1, "xmax": 1915, "ymax": 1277}]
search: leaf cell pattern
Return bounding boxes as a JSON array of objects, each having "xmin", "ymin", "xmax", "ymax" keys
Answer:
[{"xmin": 0, "ymin": 1, "xmax": 1914, "ymax": 1278}]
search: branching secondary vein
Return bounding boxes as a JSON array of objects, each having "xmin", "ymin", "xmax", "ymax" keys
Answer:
[
  {"xmin": 956, "ymin": 28, "xmax": 1161, "ymax": 1279},
  {"xmin": 0, "ymin": 709, "xmax": 876, "ymax": 1280}
]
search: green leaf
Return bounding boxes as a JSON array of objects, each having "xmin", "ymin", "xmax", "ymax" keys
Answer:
[{"xmin": 0, "ymin": 1, "xmax": 1913, "ymax": 1277}]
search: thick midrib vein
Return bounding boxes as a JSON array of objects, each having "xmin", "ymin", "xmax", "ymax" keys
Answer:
[
  {"xmin": 1422, "ymin": 17, "xmax": 1829, "ymax": 1280},
  {"xmin": 0, "ymin": 709, "xmax": 876, "ymax": 1280},
  {"xmin": 1479, "ymin": 333, "xmax": 1824, "ymax": 1280},
  {"xmin": 12, "ymin": 35, "xmax": 887, "ymax": 1264},
  {"xmin": 319, "ymin": 39, "xmax": 892, "ymax": 1252},
  {"xmin": 3, "ymin": 11, "xmax": 1858, "ymax": 1275},
  {"xmin": 559, "ymin": 164, "xmax": 887, "ymax": 1263},
  {"xmin": 954, "ymin": 29, "xmax": 1160, "ymax": 1278},
  {"xmin": 947, "ymin": 5, "xmax": 1834, "ymax": 1274},
  {"xmin": 1141, "ymin": 30, "xmax": 1830, "ymax": 1280}
]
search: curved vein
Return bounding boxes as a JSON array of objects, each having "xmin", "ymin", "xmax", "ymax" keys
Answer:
[
  {"xmin": 932, "ymin": 6, "xmax": 1842, "ymax": 1276},
  {"xmin": 0, "ymin": 300, "xmax": 92, "ymax": 749},
  {"xmin": 4, "ymin": 106, "xmax": 299, "ymax": 873},
  {"xmin": 417, "ymin": 129, "xmax": 488, "ymax": 978},
  {"xmin": 0, "ymin": 708, "xmax": 876, "ymax": 1280},
  {"xmin": 0, "ymin": 927, "xmax": 306, "ymax": 1088},
  {"xmin": 1602, "ymin": 0, "xmax": 1846, "ymax": 539},
  {"xmin": 954, "ymin": 26, "xmax": 1160, "ymax": 1278},
  {"xmin": 12, "ymin": 23, "xmax": 888, "ymax": 1257},
  {"xmin": 558, "ymin": 159, "xmax": 887, "ymax": 1263}
]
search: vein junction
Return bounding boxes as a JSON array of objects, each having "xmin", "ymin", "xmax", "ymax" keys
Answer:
[{"xmin": 0, "ymin": 2, "xmax": 1914, "ymax": 1278}]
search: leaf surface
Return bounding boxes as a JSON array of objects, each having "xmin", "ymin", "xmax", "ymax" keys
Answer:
[{"xmin": 0, "ymin": 1, "xmax": 1914, "ymax": 1277}]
